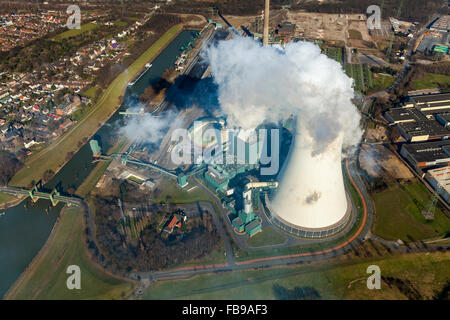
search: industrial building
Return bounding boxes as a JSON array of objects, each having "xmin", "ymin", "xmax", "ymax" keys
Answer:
[
  {"xmin": 231, "ymin": 189, "xmax": 262, "ymax": 237},
  {"xmin": 396, "ymin": 119, "xmax": 449, "ymax": 142},
  {"xmin": 430, "ymin": 15, "xmax": 450, "ymax": 32},
  {"xmin": 417, "ymin": 16, "xmax": 450, "ymax": 54},
  {"xmin": 425, "ymin": 166, "xmax": 450, "ymax": 205},
  {"xmin": 275, "ymin": 21, "xmax": 297, "ymax": 42},
  {"xmin": 384, "ymin": 93, "xmax": 450, "ymax": 142},
  {"xmin": 436, "ymin": 113, "xmax": 450, "ymax": 127},
  {"xmin": 400, "ymin": 140, "xmax": 450, "ymax": 171},
  {"xmin": 409, "ymin": 93, "xmax": 450, "ymax": 109}
]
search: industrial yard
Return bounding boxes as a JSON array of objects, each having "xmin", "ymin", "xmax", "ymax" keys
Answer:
[{"xmin": 1, "ymin": 0, "xmax": 450, "ymax": 306}]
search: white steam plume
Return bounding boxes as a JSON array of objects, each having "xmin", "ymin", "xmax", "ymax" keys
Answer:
[
  {"xmin": 206, "ymin": 37, "xmax": 362, "ymax": 156},
  {"xmin": 120, "ymin": 109, "xmax": 177, "ymax": 144}
]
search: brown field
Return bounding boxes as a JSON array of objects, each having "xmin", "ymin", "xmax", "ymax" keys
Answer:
[{"xmin": 359, "ymin": 144, "xmax": 414, "ymax": 180}]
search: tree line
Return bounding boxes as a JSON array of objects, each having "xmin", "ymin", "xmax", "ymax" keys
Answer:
[
  {"xmin": 0, "ymin": 150, "xmax": 23, "ymax": 185},
  {"xmin": 92, "ymin": 194, "xmax": 220, "ymax": 273}
]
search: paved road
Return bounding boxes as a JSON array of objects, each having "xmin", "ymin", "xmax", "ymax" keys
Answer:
[{"xmin": 131, "ymin": 153, "xmax": 377, "ymax": 283}]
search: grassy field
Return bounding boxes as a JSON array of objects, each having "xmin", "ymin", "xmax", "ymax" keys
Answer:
[
  {"xmin": 10, "ymin": 24, "xmax": 183, "ymax": 188},
  {"xmin": 246, "ymin": 225, "xmax": 286, "ymax": 248},
  {"xmin": 323, "ymin": 47, "xmax": 343, "ymax": 64},
  {"xmin": 153, "ymin": 178, "xmax": 213, "ymax": 204},
  {"xmin": 143, "ymin": 251, "xmax": 450, "ymax": 299},
  {"xmin": 344, "ymin": 63, "xmax": 366, "ymax": 93},
  {"xmin": 322, "ymin": 46, "xmax": 377, "ymax": 94},
  {"xmin": 75, "ymin": 161, "xmax": 110, "ymax": 198},
  {"xmin": 0, "ymin": 192, "xmax": 17, "ymax": 205},
  {"xmin": 412, "ymin": 73, "xmax": 450, "ymax": 90},
  {"xmin": 5, "ymin": 206, "xmax": 135, "ymax": 300},
  {"xmin": 52, "ymin": 23, "xmax": 100, "ymax": 41},
  {"xmin": 348, "ymin": 29, "xmax": 363, "ymax": 40},
  {"xmin": 165, "ymin": 244, "xmax": 227, "ymax": 270},
  {"xmin": 368, "ymin": 73, "xmax": 395, "ymax": 93},
  {"xmin": 80, "ymin": 86, "xmax": 101, "ymax": 100},
  {"xmin": 373, "ymin": 180, "xmax": 450, "ymax": 241}
]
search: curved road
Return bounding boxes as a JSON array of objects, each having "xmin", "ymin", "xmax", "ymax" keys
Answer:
[{"xmin": 134, "ymin": 153, "xmax": 375, "ymax": 283}]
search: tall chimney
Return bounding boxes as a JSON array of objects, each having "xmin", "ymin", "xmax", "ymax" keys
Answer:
[{"xmin": 263, "ymin": 0, "xmax": 270, "ymax": 45}]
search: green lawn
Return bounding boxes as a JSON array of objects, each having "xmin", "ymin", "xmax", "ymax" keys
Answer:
[
  {"xmin": 143, "ymin": 251, "xmax": 450, "ymax": 300},
  {"xmin": 246, "ymin": 225, "xmax": 286, "ymax": 248},
  {"xmin": 52, "ymin": 23, "xmax": 100, "ymax": 41},
  {"xmin": 5, "ymin": 206, "xmax": 135, "ymax": 300},
  {"xmin": 114, "ymin": 21, "xmax": 128, "ymax": 27},
  {"xmin": 324, "ymin": 47, "xmax": 343, "ymax": 64},
  {"xmin": 153, "ymin": 178, "xmax": 213, "ymax": 204},
  {"xmin": 165, "ymin": 244, "xmax": 226, "ymax": 271},
  {"xmin": 75, "ymin": 161, "xmax": 110, "ymax": 198},
  {"xmin": 81, "ymin": 86, "xmax": 101, "ymax": 100},
  {"xmin": 10, "ymin": 24, "xmax": 183, "ymax": 188},
  {"xmin": 373, "ymin": 181, "xmax": 450, "ymax": 241},
  {"xmin": 412, "ymin": 73, "xmax": 450, "ymax": 90},
  {"xmin": 0, "ymin": 192, "xmax": 17, "ymax": 205},
  {"xmin": 368, "ymin": 73, "xmax": 395, "ymax": 93}
]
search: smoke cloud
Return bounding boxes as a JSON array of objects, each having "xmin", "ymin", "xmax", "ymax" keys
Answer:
[
  {"xmin": 206, "ymin": 36, "xmax": 362, "ymax": 156},
  {"xmin": 119, "ymin": 108, "xmax": 177, "ymax": 144}
]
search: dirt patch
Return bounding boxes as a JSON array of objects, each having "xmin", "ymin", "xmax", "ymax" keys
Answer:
[
  {"xmin": 359, "ymin": 144, "xmax": 414, "ymax": 179},
  {"xmin": 348, "ymin": 20, "xmax": 372, "ymax": 42},
  {"xmin": 366, "ymin": 125, "xmax": 389, "ymax": 142},
  {"xmin": 178, "ymin": 14, "xmax": 207, "ymax": 27},
  {"xmin": 224, "ymin": 15, "xmax": 260, "ymax": 29}
]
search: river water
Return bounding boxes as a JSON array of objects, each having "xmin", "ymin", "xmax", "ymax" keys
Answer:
[{"xmin": 0, "ymin": 30, "xmax": 197, "ymax": 298}]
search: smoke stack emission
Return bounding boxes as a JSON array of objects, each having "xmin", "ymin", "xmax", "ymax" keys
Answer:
[
  {"xmin": 206, "ymin": 36, "xmax": 362, "ymax": 235},
  {"xmin": 263, "ymin": 0, "xmax": 270, "ymax": 46}
]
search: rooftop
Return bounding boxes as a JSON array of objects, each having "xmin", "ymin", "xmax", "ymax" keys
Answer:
[
  {"xmin": 401, "ymin": 140, "xmax": 450, "ymax": 163},
  {"xmin": 385, "ymin": 107, "xmax": 427, "ymax": 123},
  {"xmin": 397, "ymin": 119, "xmax": 449, "ymax": 138},
  {"xmin": 411, "ymin": 93, "xmax": 450, "ymax": 105}
]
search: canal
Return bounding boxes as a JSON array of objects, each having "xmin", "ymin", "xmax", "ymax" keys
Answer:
[{"xmin": 0, "ymin": 30, "xmax": 197, "ymax": 297}]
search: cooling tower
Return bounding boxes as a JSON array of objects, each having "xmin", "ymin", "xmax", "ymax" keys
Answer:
[
  {"xmin": 263, "ymin": 0, "xmax": 270, "ymax": 46},
  {"xmin": 270, "ymin": 118, "xmax": 351, "ymax": 237}
]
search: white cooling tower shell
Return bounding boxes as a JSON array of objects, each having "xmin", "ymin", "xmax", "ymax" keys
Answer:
[{"xmin": 271, "ymin": 119, "xmax": 350, "ymax": 235}]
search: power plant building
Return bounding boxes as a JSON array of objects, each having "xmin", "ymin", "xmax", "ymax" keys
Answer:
[
  {"xmin": 400, "ymin": 140, "xmax": 450, "ymax": 171},
  {"xmin": 425, "ymin": 166, "xmax": 450, "ymax": 204},
  {"xmin": 231, "ymin": 189, "xmax": 262, "ymax": 236},
  {"xmin": 204, "ymin": 163, "xmax": 249, "ymax": 193},
  {"xmin": 384, "ymin": 93, "xmax": 450, "ymax": 142}
]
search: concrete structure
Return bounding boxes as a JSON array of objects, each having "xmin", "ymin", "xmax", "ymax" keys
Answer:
[
  {"xmin": 263, "ymin": 0, "xmax": 270, "ymax": 46},
  {"xmin": 425, "ymin": 166, "xmax": 450, "ymax": 204},
  {"xmin": 231, "ymin": 189, "xmax": 262, "ymax": 236},
  {"xmin": 204, "ymin": 163, "xmax": 250, "ymax": 193},
  {"xmin": 205, "ymin": 165, "xmax": 230, "ymax": 192},
  {"xmin": 271, "ymin": 119, "xmax": 349, "ymax": 236}
]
